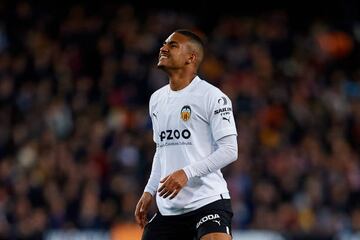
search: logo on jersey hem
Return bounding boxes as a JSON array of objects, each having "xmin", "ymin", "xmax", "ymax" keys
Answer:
[{"xmin": 181, "ymin": 105, "xmax": 191, "ymax": 121}]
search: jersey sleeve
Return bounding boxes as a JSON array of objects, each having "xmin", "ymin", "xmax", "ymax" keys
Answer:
[
  {"xmin": 149, "ymin": 94, "xmax": 158, "ymax": 144},
  {"xmin": 207, "ymin": 89, "xmax": 237, "ymax": 141},
  {"xmin": 183, "ymin": 134, "xmax": 238, "ymax": 178},
  {"xmin": 144, "ymin": 147, "xmax": 161, "ymax": 195}
]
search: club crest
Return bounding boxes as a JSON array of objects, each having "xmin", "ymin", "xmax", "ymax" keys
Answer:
[{"xmin": 181, "ymin": 105, "xmax": 191, "ymax": 121}]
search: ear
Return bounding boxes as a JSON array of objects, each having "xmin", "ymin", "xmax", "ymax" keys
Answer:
[{"xmin": 185, "ymin": 53, "xmax": 196, "ymax": 64}]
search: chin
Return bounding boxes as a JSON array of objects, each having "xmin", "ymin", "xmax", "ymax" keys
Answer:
[{"xmin": 157, "ymin": 63, "xmax": 166, "ymax": 69}]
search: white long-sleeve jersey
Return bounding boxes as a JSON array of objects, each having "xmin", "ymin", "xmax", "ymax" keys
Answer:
[{"xmin": 144, "ymin": 76, "xmax": 238, "ymax": 215}]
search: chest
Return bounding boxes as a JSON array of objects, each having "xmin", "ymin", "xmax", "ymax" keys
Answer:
[{"xmin": 152, "ymin": 95, "xmax": 208, "ymax": 130}]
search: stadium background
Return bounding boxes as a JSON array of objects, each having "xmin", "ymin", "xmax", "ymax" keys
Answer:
[{"xmin": 0, "ymin": 0, "xmax": 360, "ymax": 239}]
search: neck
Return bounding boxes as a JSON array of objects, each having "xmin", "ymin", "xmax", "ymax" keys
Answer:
[{"xmin": 168, "ymin": 71, "xmax": 197, "ymax": 91}]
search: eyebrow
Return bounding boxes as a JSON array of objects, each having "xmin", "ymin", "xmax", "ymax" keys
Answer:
[{"xmin": 164, "ymin": 40, "xmax": 179, "ymax": 45}]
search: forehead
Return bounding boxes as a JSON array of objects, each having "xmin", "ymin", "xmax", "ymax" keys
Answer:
[{"xmin": 165, "ymin": 32, "xmax": 189, "ymax": 44}]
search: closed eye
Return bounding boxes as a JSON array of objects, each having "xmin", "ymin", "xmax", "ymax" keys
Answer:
[{"xmin": 163, "ymin": 41, "xmax": 179, "ymax": 48}]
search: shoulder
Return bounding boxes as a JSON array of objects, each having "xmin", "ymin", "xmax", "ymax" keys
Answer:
[
  {"xmin": 150, "ymin": 84, "xmax": 169, "ymax": 104},
  {"xmin": 197, "ymin": 77, "xmax": 229, "ymax": 101}
]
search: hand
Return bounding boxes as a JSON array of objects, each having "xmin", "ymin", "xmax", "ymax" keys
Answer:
[
  {"xmin": 134, "ymin": 192, "xmax": 153, "ymax": 228},
  {"xmin": 158, "ymin": 169, "xmax": 188, "ymax": 199}
]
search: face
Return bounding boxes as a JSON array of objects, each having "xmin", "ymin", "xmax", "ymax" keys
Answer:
[{"xmin": 157, "ymin": 32, "xmax": 193, "ymax": 70}]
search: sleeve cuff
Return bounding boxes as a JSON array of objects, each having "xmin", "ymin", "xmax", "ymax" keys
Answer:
[
  {"xmin": 182, "ymin": 166, "xmax": 194, "ymax": 179},
  {"xmin": 144, "ymin": 186, "xmax": 156, "ymax": 196}
]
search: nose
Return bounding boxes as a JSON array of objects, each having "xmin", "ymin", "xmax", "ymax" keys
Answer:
[{"xmin": 160, "ymin": 44, "xmax": 169, "ymax": 53}]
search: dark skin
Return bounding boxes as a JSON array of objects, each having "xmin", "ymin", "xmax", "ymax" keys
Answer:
[
  {"xmin": 158, "ymin": 32, "xmax": 202, "ymax": 90},
  {"xmin": 134, "ymin": 32, "xmax": 231, "ymax": 240}
]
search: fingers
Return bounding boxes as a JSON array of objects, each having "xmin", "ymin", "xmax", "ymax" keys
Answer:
[
  {"xmin": 139, "ymin": 214, "xmax": 147, "ymax": 229},
  {"xmin": 135, "ymin": 200, "xmax": 149, "ymax": 228},
  {"xmin": 158, "ymin": 181, "xmax": 180, "ymax": 199},
  {"xmin": 158, "ymin": 180, "xmax": 173, "ymax": 196},
  {"xmin": 158, "ymin": 175, "xmax": 171, "ymax": 193},
  {"xmin": 160, "ymin": 175, "xmax": 169, "ymax": 183},
  {"xmin": 158, "ymin": 177, "xmax": 173, "ymax": 196},
  {"xmin": 135, "ymin": 193, "xmax": 155, "ymax": 228},
  {"xmin": 160, "ymin": 189, "xmax": 173, "ymax": 199},
  {"xmin": 157, "ymin": 183, "xmax": 165, "ymax": 193},
  {"xmin": 141, "ymin": 219, "xmax": 148, "ymax": 229},
  {"xmin": 158, "ymin": 171, "xmax": 188, "ymax": 199},
  {"xmin": 158, "ymin": 187, "xmax": 168, "ymax": 197},
  {"xmin": 158, "ymin": 187, "xmax": 180, "ymax": 199},
  {"xmin": 135, "ymin": 202, "xmax": 144, "ymax": 225},
  {"xmin": 169, "ymin": 189, "xmax": 180, "ymax": 199}
]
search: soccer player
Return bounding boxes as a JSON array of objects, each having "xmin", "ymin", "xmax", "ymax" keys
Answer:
[{"xmin": 135, "ymin": 29, "xmax": 238, "ymax": 240}]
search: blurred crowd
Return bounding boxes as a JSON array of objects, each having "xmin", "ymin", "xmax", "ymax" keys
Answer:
[{"xmin": 0, "ymin": 1, "xmax": 360, "ymax": 239}]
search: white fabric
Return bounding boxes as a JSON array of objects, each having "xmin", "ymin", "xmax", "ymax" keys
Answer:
[
  {"xmin": 144, "ymin": 149, "xmax": 161, "ymax": 196},
  {"xmin": 144, "ymin": 135, "xmax": 237, "ymax": 195},
  {"xmin": 183, "ymin": 135, "xmax": 237, "ymax": 178},
  {"xmin": 144, "ymin": 76, "xmax": 238, "ymax": 215}
]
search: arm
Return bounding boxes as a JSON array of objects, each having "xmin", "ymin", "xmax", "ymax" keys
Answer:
[
  {"xmin": 184, "ymin": 89, "xmax": 238, "ymax": 177},
  {"xmin": 182, "ymin": 90, "xmax": 238, "ymax": 178},
  {"xmin": 144, "ymin": 148, "xmax": 161, "ymax": 196},
  {"xmin": 135, "ymin": 95, "xmax": 161, "ymax": 227},
  {"xmin": 143, "ymin": 94, "xmax": 161, "ymax": 196},
  {"xmin": 182, "ymin": 134, "xmax": 238, "ymax": 178},
  {"xmin": 135, "ymin": 148, "xmax": 160, "ymax": 228},
  {"xmin": 157, "ymin": 134, "xmax": 238, "ymax": 199}
]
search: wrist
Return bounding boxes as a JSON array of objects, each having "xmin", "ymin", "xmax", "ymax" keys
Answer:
[{"xmin": 144, "ymin": 191, "xmax": 154, "ymax": 198}]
